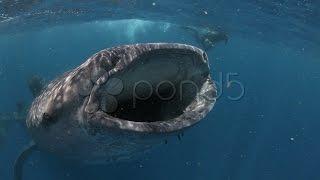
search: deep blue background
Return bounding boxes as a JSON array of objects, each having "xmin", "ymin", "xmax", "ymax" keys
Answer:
[{"xmin": 0, "ymin": 1, "xmax": 319, "ymax": 179}]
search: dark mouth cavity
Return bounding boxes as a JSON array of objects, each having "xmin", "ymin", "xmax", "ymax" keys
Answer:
[{"xmin": 99, "ymin": 49, "xmax": 209, "ymax": 123}]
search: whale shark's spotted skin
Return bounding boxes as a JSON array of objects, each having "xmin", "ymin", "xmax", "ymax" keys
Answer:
[{"xmin": 26, "ymin": 43, "xmax": 217, "ymax": 164}]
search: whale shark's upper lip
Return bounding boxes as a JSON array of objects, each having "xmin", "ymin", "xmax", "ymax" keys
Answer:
[{"xmin": 84, "ymin": 43, "xmax": 217, "ymax": 133}]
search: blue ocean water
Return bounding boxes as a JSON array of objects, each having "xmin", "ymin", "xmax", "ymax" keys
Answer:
[{"xmin": 0, "ymin": 0, "xmax": 319, "ymax": 180}]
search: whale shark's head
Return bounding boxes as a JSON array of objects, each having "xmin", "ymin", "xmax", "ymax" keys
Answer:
[
  {"xmin": 27, "ymin": 43, "xmax": 217, "ymax": 163},
  {"xmin": 83, "ymin": 43, "xmax": 217, "ymax": 134}
]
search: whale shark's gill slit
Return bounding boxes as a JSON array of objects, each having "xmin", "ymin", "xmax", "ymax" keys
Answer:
[{"xmin": 100, "ymin": 49, "xmax": 209, "ymax": 123}]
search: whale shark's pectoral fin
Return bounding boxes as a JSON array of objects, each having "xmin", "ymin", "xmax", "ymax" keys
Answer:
[
  {"xmin": 14, "ymin": 142, "xmax": 37, "ymax": 180},
  {"xmin": 27, "ymin": 74, "xmax": 45, "ymax": 98}
]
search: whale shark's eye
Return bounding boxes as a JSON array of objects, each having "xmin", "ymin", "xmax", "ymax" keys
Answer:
[
  {"xmin": 41, "ymin": 112, "xmax": 57, "ymax": 127},
  {"xmin": 203, "ymin": 52, "xmax": 208, "ymax": 61}
]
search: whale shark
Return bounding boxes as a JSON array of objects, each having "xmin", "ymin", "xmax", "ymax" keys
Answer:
[{"xmin": 14, "ymin": 43, "xmax": 217, "ymax": 179}]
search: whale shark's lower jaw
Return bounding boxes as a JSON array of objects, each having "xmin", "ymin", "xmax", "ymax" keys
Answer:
[{"xmin": 84, "ymin": 43, "xmax": 217, "ymax": 134}]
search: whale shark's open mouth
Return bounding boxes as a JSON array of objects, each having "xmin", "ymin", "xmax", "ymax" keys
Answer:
[{"xmin": 86, "ymin": 43, "xmax": 216, "ymax": 133}]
